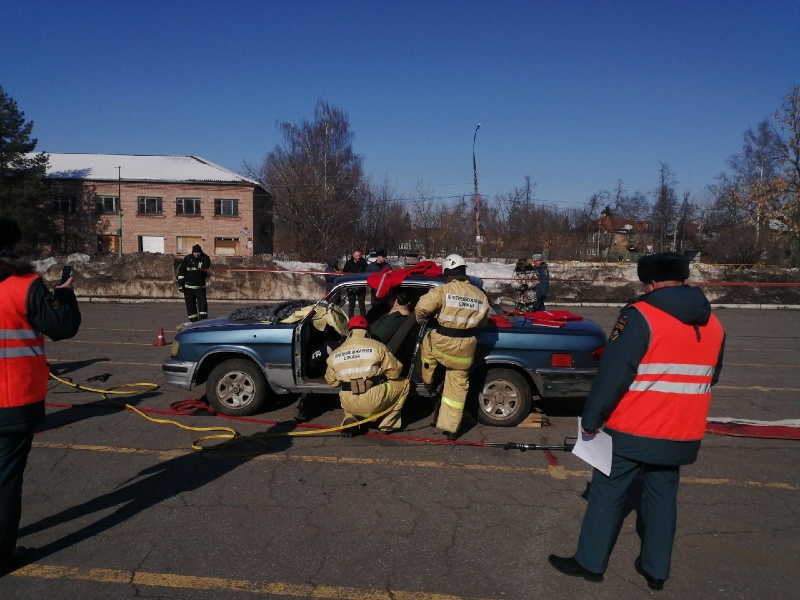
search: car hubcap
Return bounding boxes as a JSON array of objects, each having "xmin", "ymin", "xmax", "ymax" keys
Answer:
[
  {"xmin": 479, "ymin": 379, "xmax": 520, "ymax": 421},
  {"xmin": 216, "ymin": 371, "xmax": 255, "ymax": 408}
]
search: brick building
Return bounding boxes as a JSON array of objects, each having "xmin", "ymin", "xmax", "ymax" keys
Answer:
[
  {"xmin": 40, "ymin": 153, "xmax": 272, "ymax": 257},
  {"xmin": 581, "ymin": 217, "xmax": 654, "ymax": 261}
]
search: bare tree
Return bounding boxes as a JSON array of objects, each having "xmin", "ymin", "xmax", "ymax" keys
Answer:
[
  {"xmin": 612, "ymin": 179, "xmax": 651, "ymax": 220},
  {"xmin": 408, "ymin": 185, "xmax": 439, "ymax": 257},
  {"xmin": 353, "ymin": 177, "xmax": 410, "ymax": 254},
  {"xmin": 651, "ymin": 162, "xmax": 678, "ymax": 251},
  {"xmin": 772, "ymin": 86, "xmax": 800, "ymax": 263},
  {"xmin": 674, "ymin": 191, "xmax": 696, "ymax": 252},
  {"xmin": 707, "ymin": 119, "xmax": 786, "ymax": 261},
  {"xmin": 244, "ymin": 101, "xmax": 364, "ymax": 260}
]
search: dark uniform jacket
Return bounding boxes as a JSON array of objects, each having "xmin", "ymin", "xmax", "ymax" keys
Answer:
[
  {"xmin": 366, "ymin": 259, "xmax": 392, "ymax": 274},
  {"xmin": 368, "ymin": 311, "xmax": 409, "ymax": 344},
  {"xmin": 581, "ymin": 285, "xmax": 725, "ymax": 465},
  {"xmin": 342, "ymin": 256, "xmax": 367, "ymax": 297},
  {"xmin": 0, "ymin": 255, "xmax": 81, "ymax": 433},
  {"xmin": 324, "ymin": 256, "xmax": 340, "ymax": 285},
  {"xmin": 176, "ymin": 253, "xmax": 211, "ymax": 290},
  {"xmin": 342, "ymin": 257, "xmax": 367, "ymax": 275},
  {"xmin": 534, "ymin": 264, "xmax": 549, "ymax": 298}
]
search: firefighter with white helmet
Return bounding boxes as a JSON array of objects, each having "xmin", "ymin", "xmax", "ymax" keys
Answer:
[
  {"xmin": 415, "ymin": 254, "xmax": 490, "ymax": 439},
  {"xmin": 325, "ymin": 316, "xmax": 410, "ymax": 436}
]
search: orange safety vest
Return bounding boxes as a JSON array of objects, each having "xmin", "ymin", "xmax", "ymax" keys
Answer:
[
  {"xmin": 0, "ymin": 273, "xmax": 49, "ymax": 408},
  {"xmin": 605, "ymin": 301, "xmax": 724, "ymax": 441}
]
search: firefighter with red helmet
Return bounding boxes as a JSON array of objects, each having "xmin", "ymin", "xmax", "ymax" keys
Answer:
[
  {"xmin": 415, "ymin": 254, "xmax": 490, "ymax": 440},
  {"xmin": 325, "ymin": 316, "xmax": 410, "ymax": 436}
]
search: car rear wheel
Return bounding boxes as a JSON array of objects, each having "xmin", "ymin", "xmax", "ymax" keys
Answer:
[
  {"xmin": 206, "ymin": 359, "xmax": 268, "ymax": 416},
  {"xmin": 472, "ymin": 368, "xmax": 532, "ymax": 427}
]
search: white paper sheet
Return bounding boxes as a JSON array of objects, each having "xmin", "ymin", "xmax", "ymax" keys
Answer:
[{"xmin": 571, "ymin": 420, "xmax": 613, "ymax": 476}]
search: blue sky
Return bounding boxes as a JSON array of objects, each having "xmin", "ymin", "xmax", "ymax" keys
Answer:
[{"xmin": 2, "ymin": 0, "xmax": 797, "ymax": 210}]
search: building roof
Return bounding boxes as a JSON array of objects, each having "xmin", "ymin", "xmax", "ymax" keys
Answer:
[{"xmin": 35, "ymin": 153, "xmax": 261, "ymax": 186}]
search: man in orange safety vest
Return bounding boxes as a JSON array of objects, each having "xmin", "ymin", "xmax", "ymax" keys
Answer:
[{"xmin": 549, "ymin": 252, "xmax": 725, "ymax": 591}]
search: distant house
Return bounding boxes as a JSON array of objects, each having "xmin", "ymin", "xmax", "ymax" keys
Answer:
[
  {"xmin": 581, "ymin": 217, "xmax": 654, "ymax": 261},
  {"xmin": 36, "ymin": 153, "xmax": 273, "ymax": 256}
]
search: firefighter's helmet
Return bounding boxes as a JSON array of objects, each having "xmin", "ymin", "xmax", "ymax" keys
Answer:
[{"xmin": 443, "ymin": 254, "xmax": 466, "ymax": 270}]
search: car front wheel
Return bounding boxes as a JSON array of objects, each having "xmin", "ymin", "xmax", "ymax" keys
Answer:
[
  {"xmin": 206, "ymin": 359, "xmax": 268, "ymax": 416},
  {"xmin": 472, "ymin": 368, "xmax": 532, "ymax": 427}
]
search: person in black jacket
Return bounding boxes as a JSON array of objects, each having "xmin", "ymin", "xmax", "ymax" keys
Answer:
[
  {"xmin": 0, "ymin": 216, "xmax": 81, "ymax": 576},
  {"xmin": 176, "ymin": 244, "xmax": 211, "ymax": 322},
  {"xmin": 324, "ymin": 255, "xmax": 340, "ymax": 295},
  {"xmin": 341, "ymin": 249, "xmax": 367, "ymax": 318},
  {"xmin": 365, "ymin": 249, "xmax": 392, "ymax": 307}
]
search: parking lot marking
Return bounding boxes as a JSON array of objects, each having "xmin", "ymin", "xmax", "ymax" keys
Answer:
[
  {"xmin": 63, "ymin": 339, "xmax": 160, "ymax": 347},
  {"xmin": 11, "ymin": 563, "xmax": 486, "ymax": 599},
  {"xmin": 31, "ymin": 441, "xmax": 799, "ymax": 490},
  {"xmin": 725, "ymin": 363, "xmax": 800, "ymax": 368},
  {"xmin": 80, "ymin": 326, "xmax": 158, "ymax": 332},
  {"xmin": 715, "ymin": 385, "xmax": 800, "ymax": 392}
]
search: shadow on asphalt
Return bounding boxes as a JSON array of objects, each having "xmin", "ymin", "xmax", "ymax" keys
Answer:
[{"xmin": 19, "ymin": 422, "xmax": 295, "ymax": 564}]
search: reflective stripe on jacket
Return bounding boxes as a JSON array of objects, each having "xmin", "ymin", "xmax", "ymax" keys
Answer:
[
  {"xmin": 605, "ymin": 301, "xmax": 724, "ymax": 441},
  {"xmin": 176, "ymin": 254, "xmax": 210, "ymax": 289},
  {"xmin": 324, "ymin": 329, "xmax": 403, "ymax": 405},
  {"xmin": 325, "ymin": 330, "xmax": 402, "ymax": 383},
  {"xmin": 415, "ymin": 279, "xmax": 490, "ymax": 331},
  {"xmin": 0, "ymin": 273, "xmax": 49, "ymax": 408}
]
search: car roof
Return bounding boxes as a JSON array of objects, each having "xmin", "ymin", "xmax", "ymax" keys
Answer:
[{"xmin": 334, "ymin": 272, "xmax": 484, "ymax": 288}]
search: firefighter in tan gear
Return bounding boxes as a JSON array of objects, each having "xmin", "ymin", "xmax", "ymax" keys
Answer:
[
  {"xmin": 415, "ymin": 254, "xmax": 490, "ymax": 440},
  {"xmin": 325, "ymin": 316, "xmax": 411, "ymax": 436}
]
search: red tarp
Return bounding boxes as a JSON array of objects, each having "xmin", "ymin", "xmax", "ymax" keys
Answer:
[
  {"xmin": 705, "ymin": 422, "xmax": 800, "ymax": 440},
  {"xmin": 366, "ymin": 261, "xmax": 443, "ymax": 298}
]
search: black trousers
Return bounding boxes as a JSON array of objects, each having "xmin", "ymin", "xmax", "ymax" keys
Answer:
[
  {"xmin": 0, "ymin": 429, "xmax": 34, "ymax": 566},
  {"xmin": 347, "ymin": 288, "xmax": 366, "ymax": 318},
  {"xmin": 183, "ymin": 288, "xmax": 208, "ymax": 322}
]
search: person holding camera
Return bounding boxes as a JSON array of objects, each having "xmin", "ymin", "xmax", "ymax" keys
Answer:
[
  {"xmin": 0, "ymin": 216, "xmax": 81, "ymax": 576},
  {"xmin": 531, "ymin": 254, "xmax": 550, "ymax": 311}
]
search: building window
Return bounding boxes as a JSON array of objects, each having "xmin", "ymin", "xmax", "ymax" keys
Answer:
[
  {"xmin": 214, "ymin": 198, "xmax": 238, "ymax": 216},
  {"xmin": 214, "ymin": 237, "xmax": 239, "ymax": 256},
  {"xmin": 58, "ymin": 233, "xmax": 81, "ymax": 253},
  {"xmin": 176, "ymin": 197, "xmax": 201, "ymax": 215},
  {"xmin": 97, "ymin": 234, "xmax": 119, "ymax": 254},
  {"xmin": 138, "ymin": 196, "xmax": 163, "ymax": 215},
  {"xmin": 176, "ymin": 236, "xmax": 203, "ymax": 255},
  {"xmin": 97, "ymin": 196, "xmax": 119, "ymax": 214},
  {"xmin": 52, "ymin": 195, "xmax": 78, "ymax": 214}
]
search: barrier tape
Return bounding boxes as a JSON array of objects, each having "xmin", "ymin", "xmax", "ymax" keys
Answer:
[{"xmin": 201, "ymin": 267, "xmax": 800, "ymax": 287}]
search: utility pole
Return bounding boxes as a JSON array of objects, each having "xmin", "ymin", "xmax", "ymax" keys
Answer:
[
  {"xmin": 472, "ymin": 123, "xmax": 483, "ymax": 260},
  {"xmin": 117, "ymin": 166, "xmax": 123, "ymax": 257}
]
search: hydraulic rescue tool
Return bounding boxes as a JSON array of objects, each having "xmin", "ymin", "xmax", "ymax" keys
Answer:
[{"xmin": 483, "ymin": 439, "xmax": 576, "ymax": 452}]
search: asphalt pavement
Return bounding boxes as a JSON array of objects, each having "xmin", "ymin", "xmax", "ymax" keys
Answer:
[{"xmin": 1, "ymin": 301, "xmax": 797, "ymax": 599}]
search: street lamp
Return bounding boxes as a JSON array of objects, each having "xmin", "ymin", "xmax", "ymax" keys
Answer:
[
  {"xmin": 117, "ymin": 166, "xmax": 123, "ymax": 257},
  {"xmin": 472, "ymin": 123, "xmax": 483, "ymax": 260}
]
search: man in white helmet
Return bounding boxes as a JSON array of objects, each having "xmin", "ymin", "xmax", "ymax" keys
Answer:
[{"xmin": 415, "ymin": 254, "xmax": 490, "ymax": 440}]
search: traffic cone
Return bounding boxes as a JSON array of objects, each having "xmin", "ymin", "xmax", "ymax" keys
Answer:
[{"xmin": 153, "ymin": 327, "xmax": 168, "ymax": 346}]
